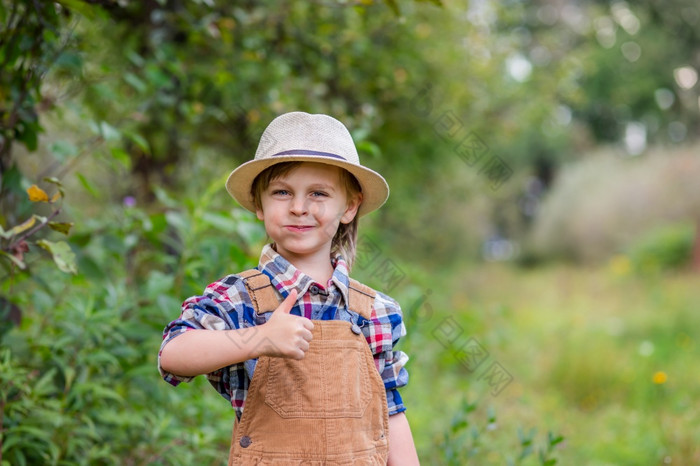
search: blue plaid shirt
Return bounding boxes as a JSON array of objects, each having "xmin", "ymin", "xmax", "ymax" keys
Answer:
[{"xmin": 159, "ymin": 244, "xmax": 409, "ymax": 419}]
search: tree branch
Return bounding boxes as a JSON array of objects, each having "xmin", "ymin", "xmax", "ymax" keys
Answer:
[{"xmin": 5, "ymin": 207, "xmax": 62, "ymax": 253}]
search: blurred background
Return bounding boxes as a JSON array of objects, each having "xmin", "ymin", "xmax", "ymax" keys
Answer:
[{"xmin": 1, "ymin": 0, "xmax": 699, "ymax": 464}]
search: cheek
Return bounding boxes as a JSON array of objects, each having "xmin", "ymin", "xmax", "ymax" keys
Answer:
[
  {"xmin": 310, "ymin": 202, "xmax": 338, "ymax": 221},
  {"xmin": 258, "ymin": 202, "xmax": 282, "ymax": 226},
  {"xmin": 265, "ymin": 210, "xmax": 284, "ymax": 226}
]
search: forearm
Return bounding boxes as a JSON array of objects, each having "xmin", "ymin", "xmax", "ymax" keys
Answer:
[
  {"xmin": 159, "ymin": 327, "xmax": 268, "ymax": 377},
  {"xmin": 161, "ymin": 291, "xmax": 311, "ymax": 377},
  {"xmin": 387, "ymin": 411, "xmax": 420, "ymax": 465}
]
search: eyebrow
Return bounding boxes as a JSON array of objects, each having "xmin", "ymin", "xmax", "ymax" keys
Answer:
[
  {"xmin": 268, "ymin": 180, "xmax": 336, "ymax": 192},
  {"xmin": 308, "ymin": 183, "xmax": 336, "ymax": 192}
]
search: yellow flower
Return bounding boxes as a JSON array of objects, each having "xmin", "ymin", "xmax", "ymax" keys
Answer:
[{"xmin": 652, "ymin": 371, "xmax": 668, "ymax": 385}]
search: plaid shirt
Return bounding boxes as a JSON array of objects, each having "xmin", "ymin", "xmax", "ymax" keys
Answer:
[{"xmin": 159, "ymin": 244, "xmax": 409, "ymax": 419}]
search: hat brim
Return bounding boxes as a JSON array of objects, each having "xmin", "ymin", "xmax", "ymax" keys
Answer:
[{"xmin": 226, "ymin": 154, "xmax": 389, "ymax": 217}]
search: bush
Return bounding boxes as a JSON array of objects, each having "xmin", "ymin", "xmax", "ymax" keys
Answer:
[
  {"xmin": 530, "ymin": 145, "xmax": 700, "ymax": 263},
  {"xmin": 432, "ymin": 399, "xmax": 564, "ymax": 465},
  {"xmin": 0, "ymin": 185, "xmax": 264, "ymax": 465},
  {"xmin": 626, "ymin": 223, "xmax": 695, "ymax": 274}
]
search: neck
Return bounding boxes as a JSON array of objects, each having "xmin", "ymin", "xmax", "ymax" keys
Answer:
[{"xmin": 275, "ymin": 245, "xmax": 335, "ymax": 284}]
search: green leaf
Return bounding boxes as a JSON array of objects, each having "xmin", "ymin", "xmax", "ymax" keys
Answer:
[
  {"xmin": 548, "ymin": 432, "xmax": 564, "ymax": 446},
  {"xmin": 56, "ymin": 362, "xmax": 76, "ymax": 392},
  {"xmin": 487, "ymin": 405, "xmax": 497, "ymax": 423},
  {"xmin": 124, "ymin": 72, "xmax": 147, "ymax": 93},
  {"xmin": 81, "ymin": 382, "xmax": 124, "ymax": 403},
  {"xmin": 55, "ymin": 0, "xmax": 101, "ymax": 18},
  {"xmin": 8, "ymin": 425, "xmax": 53, "ymax": 442},
  {"xmin": 48, "ymin": 222, "xmax": 73, "ymax": 235},
  {"xmin": 519, "ymin": 444, "xmax": 533, "ymax": 459},
  {"xmin": 126, "ymin": 51, "xmax": 145, "ymax": 67},
  {"xmin": 17, "ymin": 120, "xmax": 40, "ymax": 152},
  {"xmin": 146, "ymin": 270, "xmax": 175, "ymax": 296},
  {"xmin": 76, "ymin": 172, "xmax": 100, "ymax": 198},
  {"xmin": 43, "ymin": 176, "xmax": 65, "ymax": 200},
  {"xmin": 110, "ymin": 147, "xmax": 132, "ymax": 169},
  {"xmin": 99, "ymin": 121, "xmax": 121, "ymax": 141},
  {"xmin": 43, "ymin": 177, "xmax": 63, "ymax": 187},
  {"xmin": 54, "ymin": 50, "xmax": 83, "ymax": 71},
  {"xmin": 384, "ymin": 0, "xmax": 400, "ymax": 16},
  {"xmin": 0, "ymin": 250, "xmax": 26, "ymax": 269},
  {"xmin": 201, "ymin": 212, "xmax": 237, "ymax": 231},
  {"xmin": 165, "ymin": 210, "xmax": 188, "ymax": 235},
  {"xmin": 356, "ymin": 140, "xmax": 382, "ymax": 158},
  {"xmin": 33, "ymin": 367, "xmax": 58, "ymax": 396},
  {"xmin": 36, "ymin": 240, "xmax": 78, "ymax": 274},
  {"xmin": 145, "ymin": 64, "xmax": 171, "ymax": 88},
  {"xmin": 128, "ymin": 132, "xmax": 150, "ymax": 154},
  {"xmin": 49, "ymin": 140, "xmax": 78, "ymax": 160}
]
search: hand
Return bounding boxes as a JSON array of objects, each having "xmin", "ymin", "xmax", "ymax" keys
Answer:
[{"xmin": 260, "ymin": 290, "xmax": 314, "ymax": 359}]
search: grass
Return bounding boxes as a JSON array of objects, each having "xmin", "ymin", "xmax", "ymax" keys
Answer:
[{"xmin": 395, "ymin": 261, "xmax": 700, "ymax": 464}]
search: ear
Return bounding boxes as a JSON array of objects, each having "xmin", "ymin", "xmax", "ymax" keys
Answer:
[
  {"xmin": 340, "ymin": 192, "xmax": 363, "ymax": 224},
  {"xmin": 256, "ymin": 206, "xmax": 265, "ymax": 221}
]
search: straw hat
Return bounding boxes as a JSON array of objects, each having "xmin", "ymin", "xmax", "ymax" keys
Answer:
[{"xmin": 226, "ymin": 111, "xmax": 389, "ymax": 217}]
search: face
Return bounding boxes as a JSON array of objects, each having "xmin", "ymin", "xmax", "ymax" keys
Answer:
[{"xmin": 256, "ymin": 163, "xmax": 362, "ymax": 262}]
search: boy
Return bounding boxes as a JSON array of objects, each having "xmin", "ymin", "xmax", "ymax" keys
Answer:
[{"xmin": 159, "ymin": 112, "xmax": 419, "ymax": 465}]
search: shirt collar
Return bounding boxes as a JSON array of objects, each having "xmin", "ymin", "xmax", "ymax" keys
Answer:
[{"xmin": 258, "ymin": 243, "xmax": 351, "ymax": 305}]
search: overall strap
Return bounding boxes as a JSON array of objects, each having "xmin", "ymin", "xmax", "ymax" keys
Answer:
[
  {"xmin": 238, "ymin": 269, "xmax": 377, "ymax": 319},
  {"xmin": 238, "ymin": 269, "xmax": 280, "ymax": 314},
  {"xmin": 347, "ymin": 279, "xmax": 376, "ymax": 320}
]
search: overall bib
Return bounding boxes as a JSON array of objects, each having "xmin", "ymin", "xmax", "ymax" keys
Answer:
[{"xmin": 228, "ymin": 271, "xmax": 390, "ymax": 466}]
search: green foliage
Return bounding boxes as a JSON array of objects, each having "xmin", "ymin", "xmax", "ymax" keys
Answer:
[
  {"xmin": 2, "ymin": 0, "xmax": 700, "ymax": 463},
  {"xmin": 0, "ymin": 178, "xmax": 75, "ymax": 282},
  {"xmin": 1, "ymin": 278, "xmax": 228, "ymax": 464},
  {"xmin": 627, "ymin": 222, "xmax": 695, "ymax": 274},
  {"xmin": 1, "ymin": 182, "xmax": 265, "ymax": 463},
  {"xmin": 425, "ymin": 262, "xmax": 700, "ymax": 463},
  {"xmin": 0, "ymin": 1, "xmax": 64, "ymax": 159},
  {"xmin": 432, "ymin": 398, "xmax": 564, "ymax": 465}
]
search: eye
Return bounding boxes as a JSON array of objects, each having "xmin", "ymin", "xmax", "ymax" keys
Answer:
[
  {"xmin": 272, "ymin": 189, "xmax": 290, "ymax": 196},
  {"xmin": 311, "ymin": 191, "xmax": 328, "ymax": 197}
]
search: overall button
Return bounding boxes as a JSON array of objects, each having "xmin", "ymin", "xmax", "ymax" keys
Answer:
[
  {"xmin": 351, "ymin": 324, "xmax": 362, "ymax": 335},
  {"xmin": 240, "ymin": 436, "xmax": 252, "ymax": 448}
]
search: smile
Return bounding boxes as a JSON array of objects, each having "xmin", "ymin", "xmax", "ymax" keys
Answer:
[{"xmin": 285, "ymin": 225, "xmax": 315, "ymax": 232}]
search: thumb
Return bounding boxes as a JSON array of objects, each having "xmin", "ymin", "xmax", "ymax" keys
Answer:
[{"xmin": 275, "ymin": 289, "xmax": 298, "ymax": 314}]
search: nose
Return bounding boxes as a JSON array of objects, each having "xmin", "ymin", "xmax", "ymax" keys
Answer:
[{"xmin": 289, "ymin": 196, "xmax": 308, "ymax": 216}]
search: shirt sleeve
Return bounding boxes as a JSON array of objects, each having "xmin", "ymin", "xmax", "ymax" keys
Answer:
[
  {"xmin": 370, "ymin": 292, "xmax": 409, "ymax": 416},
  {"xmin": 157, "ymin": 275, "xmax": 254, "ymax": 404}
]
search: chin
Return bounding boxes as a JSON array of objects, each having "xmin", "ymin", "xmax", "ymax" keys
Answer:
[{"xmin": 278, "ymin": 241, "xmax": 325, "ymax": 256}]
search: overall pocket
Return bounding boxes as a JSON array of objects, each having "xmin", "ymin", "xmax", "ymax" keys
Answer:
[{"xmin": 264, "ymin": 339, "xmax": 371, "ymax": 419}]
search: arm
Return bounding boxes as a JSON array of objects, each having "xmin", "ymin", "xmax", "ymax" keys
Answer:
[
  {"xmin": 160, "ymin": 326, "xmax": 268, "ymax": 376},
  {"xmin": 387, "ymin": 412, "xmax": 420, "ymax": 465},
  {"xmin": 369, "ymin": 293, "xmax": 415, "ymax": 463},
  {"xmin": 160, "ymin": 290, "xmax": 313, "ymax": 377}
]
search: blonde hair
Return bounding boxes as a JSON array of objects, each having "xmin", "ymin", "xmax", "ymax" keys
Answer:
[{"xmin": 251, "ymin": 162, "xmax": 362, "ymax": 269}]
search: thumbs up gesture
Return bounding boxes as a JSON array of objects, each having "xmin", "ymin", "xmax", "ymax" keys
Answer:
[{"xmin": 260, "ymin": 290, "xmax": 314, "ymax": 359}]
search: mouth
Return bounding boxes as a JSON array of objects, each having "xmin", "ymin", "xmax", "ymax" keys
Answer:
[{"xmin": 285, "ymin": 225, "xmax": 315, "ymax": 232}]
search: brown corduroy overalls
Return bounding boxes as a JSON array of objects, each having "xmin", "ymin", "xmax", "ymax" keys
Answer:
[{"xmin": 228, "ymin": 270, "xmax": 389, "ymax": 466}]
